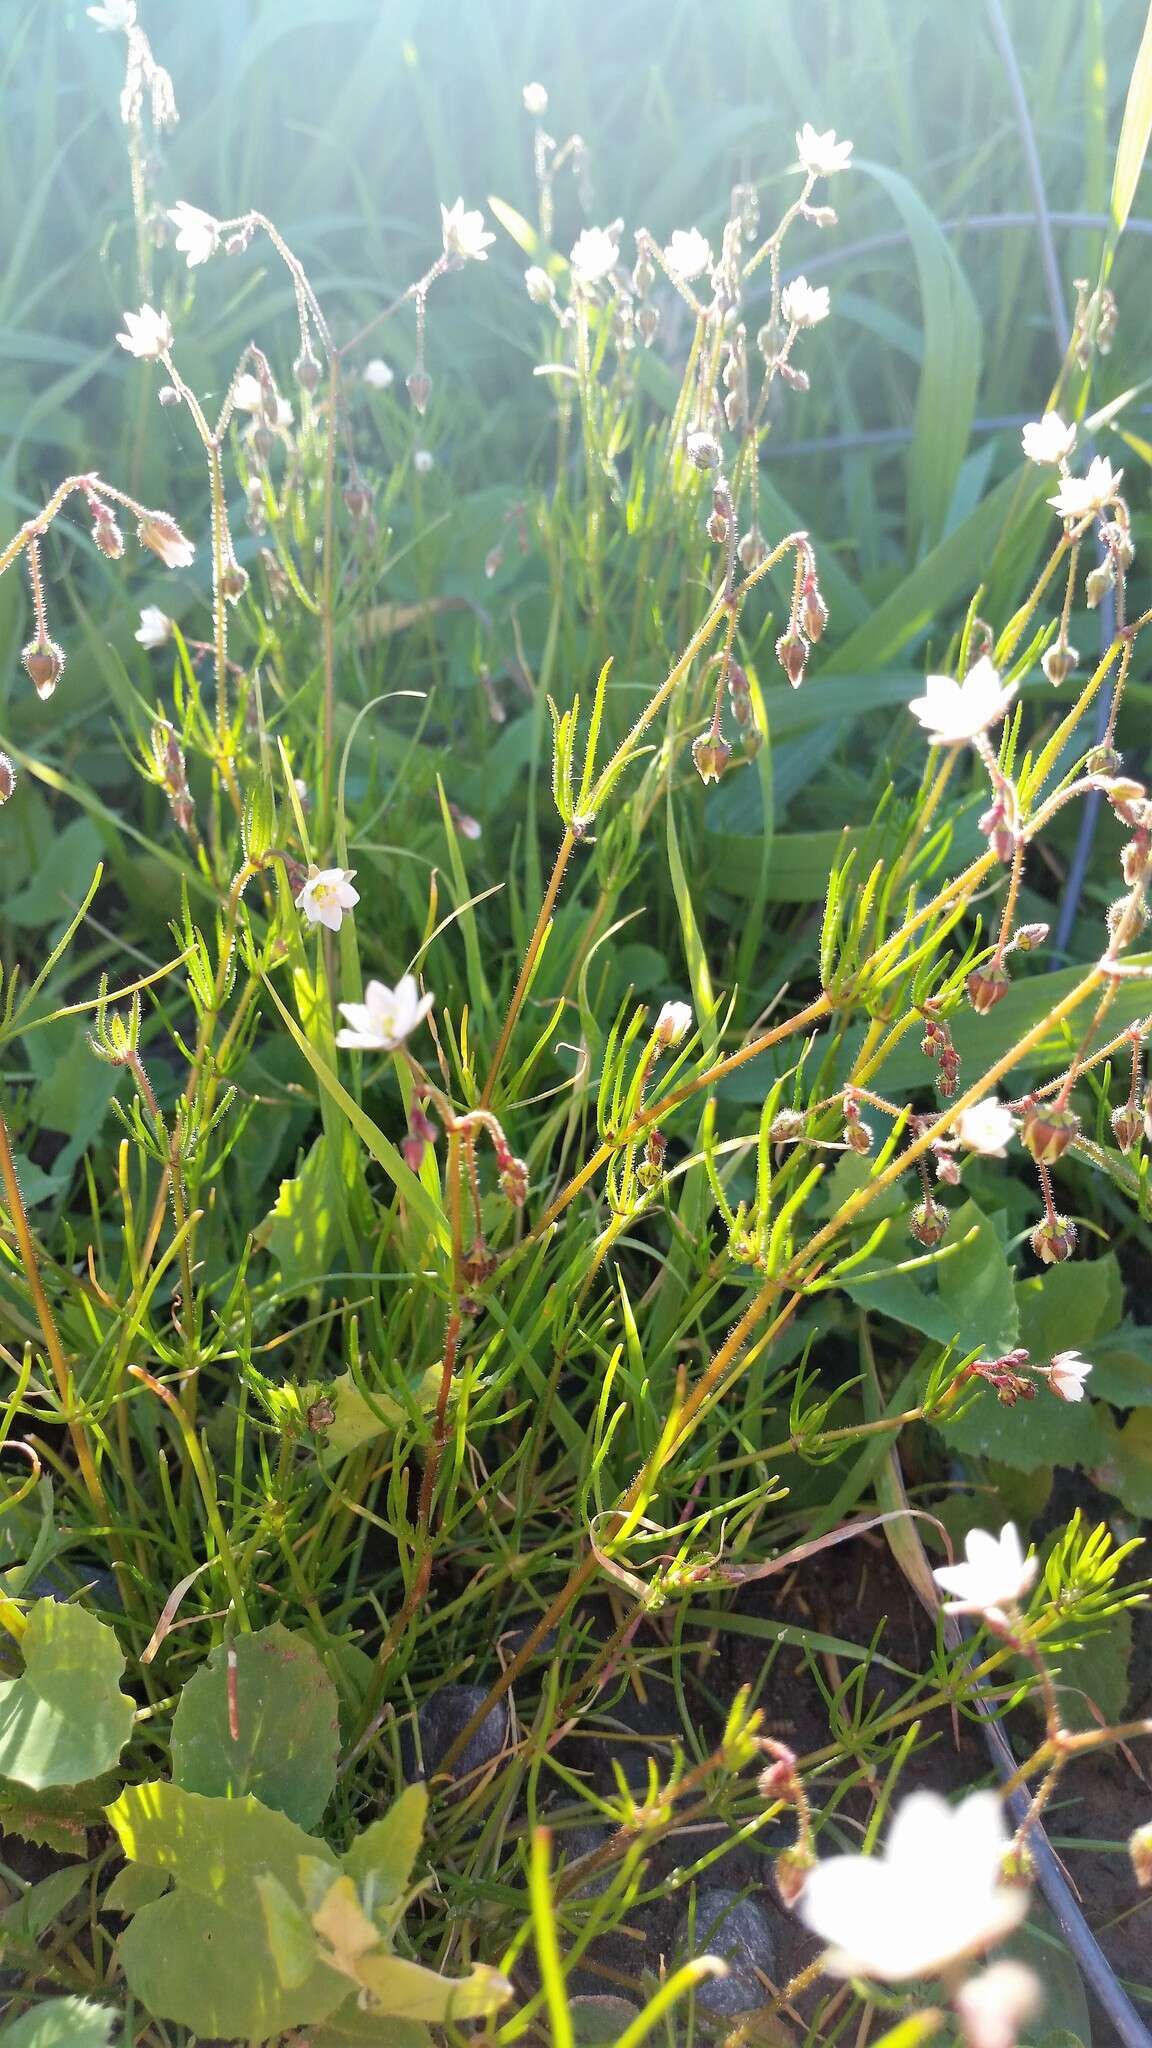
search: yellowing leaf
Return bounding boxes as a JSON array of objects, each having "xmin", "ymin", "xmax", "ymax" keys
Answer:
[{"xmin": 352, "ymin": 1951, "xmax": 511, "ymax": 2023}]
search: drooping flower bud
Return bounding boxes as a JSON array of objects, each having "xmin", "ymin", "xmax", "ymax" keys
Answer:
[
  {"xmin": 21, "ymin": 637, "xmax": 65, "ymax": 699},
  {"xmin": 498, "ymin": 1152, "xmax": 529, "ymax": 1208},
  {"xmin": 1111, "ymin": 1102, "xmax": 1143, "ymax": 1151},
  {"xmin": 774, "ymin": 1845, "xmax": 815, "ymax": 1910},
  {"xmin": 966, "ymin": 959, "xmax": 1011, "ymax": 1014},
  {"xmin": 775, "ymin": 629, "xmax": 808, "ymax": 689},
  {"xmin": 801, "ymin": 583, "xmax": 828, "ymax": 643},
  {"xmin": 1030, "ymin": 1213, "xmax": 1077, "ymax": 1264},
  {"xmin": 406, "ymin": 368, "xmax": 432, "ymax": 415},
  {"xmin": 909, "ymin": 1197, "xmax": 948, "ymax": 1247},
  {"xmin": 1086, "ymin": 742, "xmax": 1123, "ymax": 778},
  {"xmin": 691, "ymin": 732, "xmax": 731, "ymax": 783},
  {"xmin": 1086, "ymin": 558, "xmax": 1115, "ymax": 609},
  {"xmin": 294, "ymin": 345, "xmax": 322, "ymax": 392},
  {"xmin": 1020, "ymin": 1101, "xmax": 1080, "ymax": 1164},
  {"xmin": 1041, "ymin": 642, "xmax": 1077, "ymax": 687},
  {"xmin": 88, "ymin": 496, "xmax": 125, "ymax": 559}
]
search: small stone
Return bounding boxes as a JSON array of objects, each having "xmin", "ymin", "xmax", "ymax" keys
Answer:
[
  {"xmin": 675, "ymin": 1885, "xmax": 776, "ymax": 2017},
  {"xmin": 408, "ymin": 1684, "xmax": 508, "ymax": 1782}
]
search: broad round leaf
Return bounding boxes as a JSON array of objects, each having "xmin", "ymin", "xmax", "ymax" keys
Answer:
[{"xmin": 170, "ymin": 1622, "xmax": 338, "ymax": 1827}]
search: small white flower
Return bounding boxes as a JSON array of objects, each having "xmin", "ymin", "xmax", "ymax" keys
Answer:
[
  {"xmin": 522, "ymin": 81, "xmax": 549, "ymax": 116},
  {"xmin": 1049, "ymin": 1350, "xmax": 1092, "ymax": 1403},
  {"xmin": 336, "ymin": 975, "xmax": 435, "ymax": 1052},
  {"xmin": 933, "ymin": 1524, "xmax": 1037, "ymax": 1625},
  {"xmin": 117, "ymin": 304, "xmax": 173, "ymax": 360},
  {"xmin": 524, "ymin": 265, "xmax": 554, "ymax": 306},
  {"xmin": 781, "ymin": 275, "xmax": 830, "ymax": 329},
  {"xmin": 654, "ymin": 1000, "xmax": 693, "ymax": 1048},
  {"xmin": 87, "ymin": 0, "xmax": 135, "ymax": 29},
  {"xmin": 955, "ymin": 1961, "xmax": 1042, "ymax": 2048},
  {"xmin": 232, "ymin": 373, "xmax": 264, "ymax": 411},
  {"xmin": 1021, "ymin": 412, "xmax": 1076, "ymax": 467},
  {"xmin": 909, "ymin": 657, "xmax": 1016, "ymax": 747},
  {"xmin": 413, "ymin": 448, "xmax": 435, "ymax": 475},
  {"xmin": 799, "ymin": 1789, "xmax": 1028, "ymax": 1982},
  {"xmin": 137, "ymin": 513, "xmax": 195, "ymax": 569},
  {"xmin": 569, "ymin": 225, "xmax": 620, "ymax": 284},
  {"xmin": 167, "ymin": 201, "xmax": 219, "ymax": 268},
  {"xmin": 955, "ymin": 1096, "xmax": 1016, "ymax": 1157},
  {"xmin": 362, "ymin": 358, "xmax": 394, "ymax": 390},
  {"xmin": 796, "ymin": 123, "xmax": 854, "ymax": 177},
  {"xmin": 296, "ymin": 867, "xmax": 360, "ymax": 933},
  {"xmin": 440, "ymin": 198, "xmax": 495, "ymax": 264},
  {"xmin": 1048, "ymin": 454, "xmax": 1123, "ymax": 521},
  {"xmin": 135, "ymin": 605, "xmax": 172, "ymax": 650},
  {"xmin": 663, "ymin": 228, "xmax": 713, "ymax": 283}
]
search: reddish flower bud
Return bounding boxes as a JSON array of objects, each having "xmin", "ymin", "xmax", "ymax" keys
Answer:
[
  {"xmin": 691, "ymin": 732, "xmax": 731, "ymax": 784},
  {"xmin": 406, "ymin": 368, "xmax": 431, "ymax": 415},
  {"xmin": 1030, "ymin": 1214, "xmax": 1078, "ymax": 1264},
  {"xmin": 967, "ymin": 960, "xmax": 1011, "ymax": 1014},
  {"xmin": 1041, "ymin": 642, "xmax": 1077, "ymax": 687},
  {"xmin": 909, "ymin": 1197, "xmax": 948, "ymax": 1247},
  {"xmin": 801, "ymin": 584, "xmax": 828, "ymax": 643},
  {"xmin": 775, "ymin": 630, "xmax": 808, "ymax": 689},
  {"xmin": 1020, "ymin": 1101, "xmax": 1080, "ymax": 1164},
  {"xmin": 21, "ymin": 637, "xmax": 65, "ymax": 699},
  {"xmin": 774, "ymin": 1846, "xmax": 815, "ymax": 1910}
]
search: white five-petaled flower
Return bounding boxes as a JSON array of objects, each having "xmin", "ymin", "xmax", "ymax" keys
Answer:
[
  {"xmin": 799, "ymin": 1789, "xmax": 1028, "ymax": 1982},
  {"xmin": 362, "ymin": 358, "xmax": 394, "ymax": 390},
  {"xmin": 116, "ymin": 304, "xmax": 173, "ymax": 360},
  {"xmin": 1021, "ymin": 412, "xmax": 1076, "ymax": 467},
  {"xmin": 795, "ymin": 123, "xmax": 854, "ymax": 177},
  {"xmin": 569, "ymin": 225, "xmax": 620, "ymax": 285},
  {"xmin": 781, "ymin": 276, "xmax": 830, "ymax": 329},
  {"xmin": 167, "ymin": 201, "xmax": 219, "ymax": 268},
  {"xmin": 654, "ymin": 1000, "xmax": 693, "ymax": 1048},
  {"xmin": 1049, "ymin": 1350, "xmax": 1092, "ymax": 1403},
  {"xmin": 522, "ymin": 81, "xmax": 549, "ymax": 116},
  {"xmin": 932, "ymin": 1523, "xmax": 1037, "ymax": 1625},
  {"xmin": 1048, "ymin": 454, "xmax": 1123, "ymax": 521},
  {"xmin": 295, "ymin": 866, "xmax": 360, "ymax": 933},
  {"xmin": 335, "ymin": 975, "xmax": 435, "ymax": 1052},
  {"xmin": 663, "ymin": 228, "xmax": 713, "ymax": 283},
  {"xmin": 135, "ymin": 605, "xmax": 172, "ymax": 650},
  {"xmin": 87, "ymin": 0, "xmax": 135, "ymax": 28},
  {"xmin": 955, "ymin": 1096, "xmax": 1016, "ymax": 1157},
  {"xmin": 440, "ymin": 198, "xmax": 495, "ymax": 265},
  {"xmin": 909, "ymin": 657, "xmax": 1016, "ymax": 747},
  {"xmin": 954, "ymin": 1961, "xmax": 1043, "ymax": 2048}
]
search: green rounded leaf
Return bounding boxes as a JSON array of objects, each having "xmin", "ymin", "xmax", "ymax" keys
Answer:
[
  {"xmin": 170, "ymin": 1622, "xmax": 339, "ymax": 1827},
  {"xmin": 0, "ymin": 1601, "xmax": 133, "ymax": 1791},
  {"xmin": 0, "ymin": 1999, "xmax": 116, "ymax": 2047}
]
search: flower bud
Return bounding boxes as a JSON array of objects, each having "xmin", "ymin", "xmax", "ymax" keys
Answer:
[
  {"xmin": 0, "ymin": 752, "xmax": 15, "ymax": 803},
  {"xmin": 1123, "ymin": 833, "xmax": 1151, "ymax": 886},
  {"xmin": 343, "ymin": 480, "xmax": 374, "ymax": 521},
  {"xmin": 294, "ymin": 346, "xmax": 322, "ymax": 392},
  {"xmin": 737, "ymin": 527, "xmax": 766, "ymax": 571},
  {"xmin": 1086, "ymin": 743, "xmax": 1123, "ymax": 777},
  {"xmin": 691, "ymin": 732, "xmax": 731, "ymax": 784},
  {"xmin": 686, "ymin": 430, "xmax": 722, "ymax": 471},
  {"xmin": 706, "ymin": 509, "xmax": 728, "ymax": 544},
  {"xmin": 21, "ymin": 637, "xmax": 65, "ymax": 699},
  {"xmin": 220, "ymin": 559, "xmax": 249, "ymax": 603},
  {"xmin": 909, "ymin": 1197, "xmax": 948, "ymax": 1247},
  {"xmin": 1011, "ymin": 923, "xmax": 1049, "ymax": 953},
  {"xmin": 1041, "ymin": 642, "xmax": 1077, "ymax": 687},
  {"xmin": 801, "ymin": 584, "xmax": 828, "ymax": 643},
  {"xmin": 844, "ymin": 1117, "xmax": 873, "ymax": 1155},
  {"xmin": 498, "ymin": 1153, "xmax": 529, "ymax": 1208},
  {"xmin": 774, "ymin": 1846, "xmax": 815, "ymax": 1910},
  {"xmin": 636, "ymin": 303, "xmax": 659, "ymax": 347},
  {"xmin": 935, "ymin": 1149, "xmax": 961, "ymax": 1185},
  {"xmin": 1086, "ymin": 558, "xmax": 1115, "ymax": 608},
  {"xmin": 461, "ymin": 1239, "xmax": 497, "ymax": 1287},
  {"xmin": 1129, "ymin": 1822, "xmax": 1152, "ymax": 1888},
  {"xmin": 158, "ymin": 383, "xmax": 181, "ymax": 407},
  {"xmin": 1112, "ymin": 1103, "xmax": 1143, "ymax": 1151},
  {"xmin": 407, "ymin": 368, "xmax": 432, "ymax": 415},
  {"xmin": 1020, "ymin": 1101, "xmax": 1080, "ymax": 1164},
  {"xmin": 88, "ymin": 497, "xmax": 125, "ymax": 559},
  {"xmin": 966, "ymin": 960, "xmax": 1011, "ymax": 1014},
  {"xmin": 775, "ymin": 630, "xmax": 808, "ymax": 689},
  {"xmin": 655, "ymin": 1000, "xmax": 693, "ymax": 1048},
  {"xmin": 1030, "ymin": 1214, "xmax": 1077, "ymax": 1264},
  {"xmin": 525, "ymin": 265, "xmax": 553, "ymax": 306}
]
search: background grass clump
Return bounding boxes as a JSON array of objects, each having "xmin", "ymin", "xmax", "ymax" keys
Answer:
[{"xmin": 1, "ymin": 2, "xmax": 1152, "ymax": 2044}]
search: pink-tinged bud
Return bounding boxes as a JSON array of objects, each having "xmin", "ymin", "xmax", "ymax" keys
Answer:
[
  {"xmin": 935, "ymin": 1149, "xmax": 961, "ymax": 1185},
  {"xmin": 778, "ymin": 362, "xmax": 810, "ymax": 392},
  {"xmin": 224, "ymin": 227, "xmax": 253, "ymax": 255},
  {"xmin": 806, "ymin": 205, "xmax": 838, "ymax": 229},
  {"xmin": 401, "ymin": 1103, "xmax": 438, "ymax": 1172},
  {"xmin": 774, "ymin": 1846, "xmax": 815, "ymax": 1910},
  {"xmin": 801, "ymin": 584, "xmax": 828, "ymax": 642},
  {"xmin": 844, "ymin": 1118, "xmax": 873, "ymax": 1155},
  {"xmin": 686, "ymin": 429, "xmax": 722, "ymax": 471},
  {"xmin": 407, "ymin": 368, "xmax": 432, "ymax": 415},
  {"xmin": 1122, "ymin": 833, "xmax": 1151, "ymax": 886},
  {"xmin": 294, "ymin": 346, "xmax": 322, "ymax": 392},
  {"xmin": 937, "ymin": 1052, "xmax": 961, "ymax": 1098},
  {"xmin": 1111, "ymin": 1102, "xmax": 1143, "ymax": 1151},
  {"xmin": 137, "ymin": 512, "xmax": 195, "ymax": 569},
  {"xmin": 0, "ymin": 752, "xmax": 15, "ymax": 803},
  {"xmin": 1129, "ymin": 1822, "xmax": 1152, "ymax": 1888},
  {"xmin": 757, "ymin": 1742, "xmax": 799, "ymax": 1799},
  {"xmin": 1020, "ymin": 1101, "xmax": 1080, "ymax": 1164},
  {"xmin": 21, "ymin": 637, "xmax": 65, "ymax": 699},
  {"xmin": 978, "ymin": 799, "xmax": 1016, "ymax": 863},
  {"xmin": 89, "ymin": 498, "xmax": 125, "ymax": 559},
  {"xmin": 499, "ymin": 1154, "xmax": 529, "ymax": 1207},
  {"xmin": 1011, "ymin": 923, "xmax": 1049, "ymax": 953},
  {"xmin": 966, "ymin": 960, "xmax": 1011, "ymax": 1014},
  {"xmin": 909, "ymin": 1197, "xmax": 948, "ymax": 1247},
  {"xmin": 1030, "ymin": 1213, "xmax": 1077, "ymax": 1264},
  {"xmin": 775, "ymin": 630, "xmax": 808, "ymax": 689},
  {"xmin": 1041, "ymin": 642, "xmax": 1077, "ymax": 687},
  {"xmin": 692, "ymin": 732, "xmax": 731, "ymax": 784}
]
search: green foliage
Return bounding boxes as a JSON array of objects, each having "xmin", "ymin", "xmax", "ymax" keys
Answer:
[
  {"xmin": 0, "ymin": 2002, "xmax": 116, "ymax": 2048},
  {"xmin": 170, "ymin": 1622, "xmax": 340, "ymax": 1826},
  {"xmin": 0, "ymin": 1602, "xmax": 133, "ymax": 1791}
]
